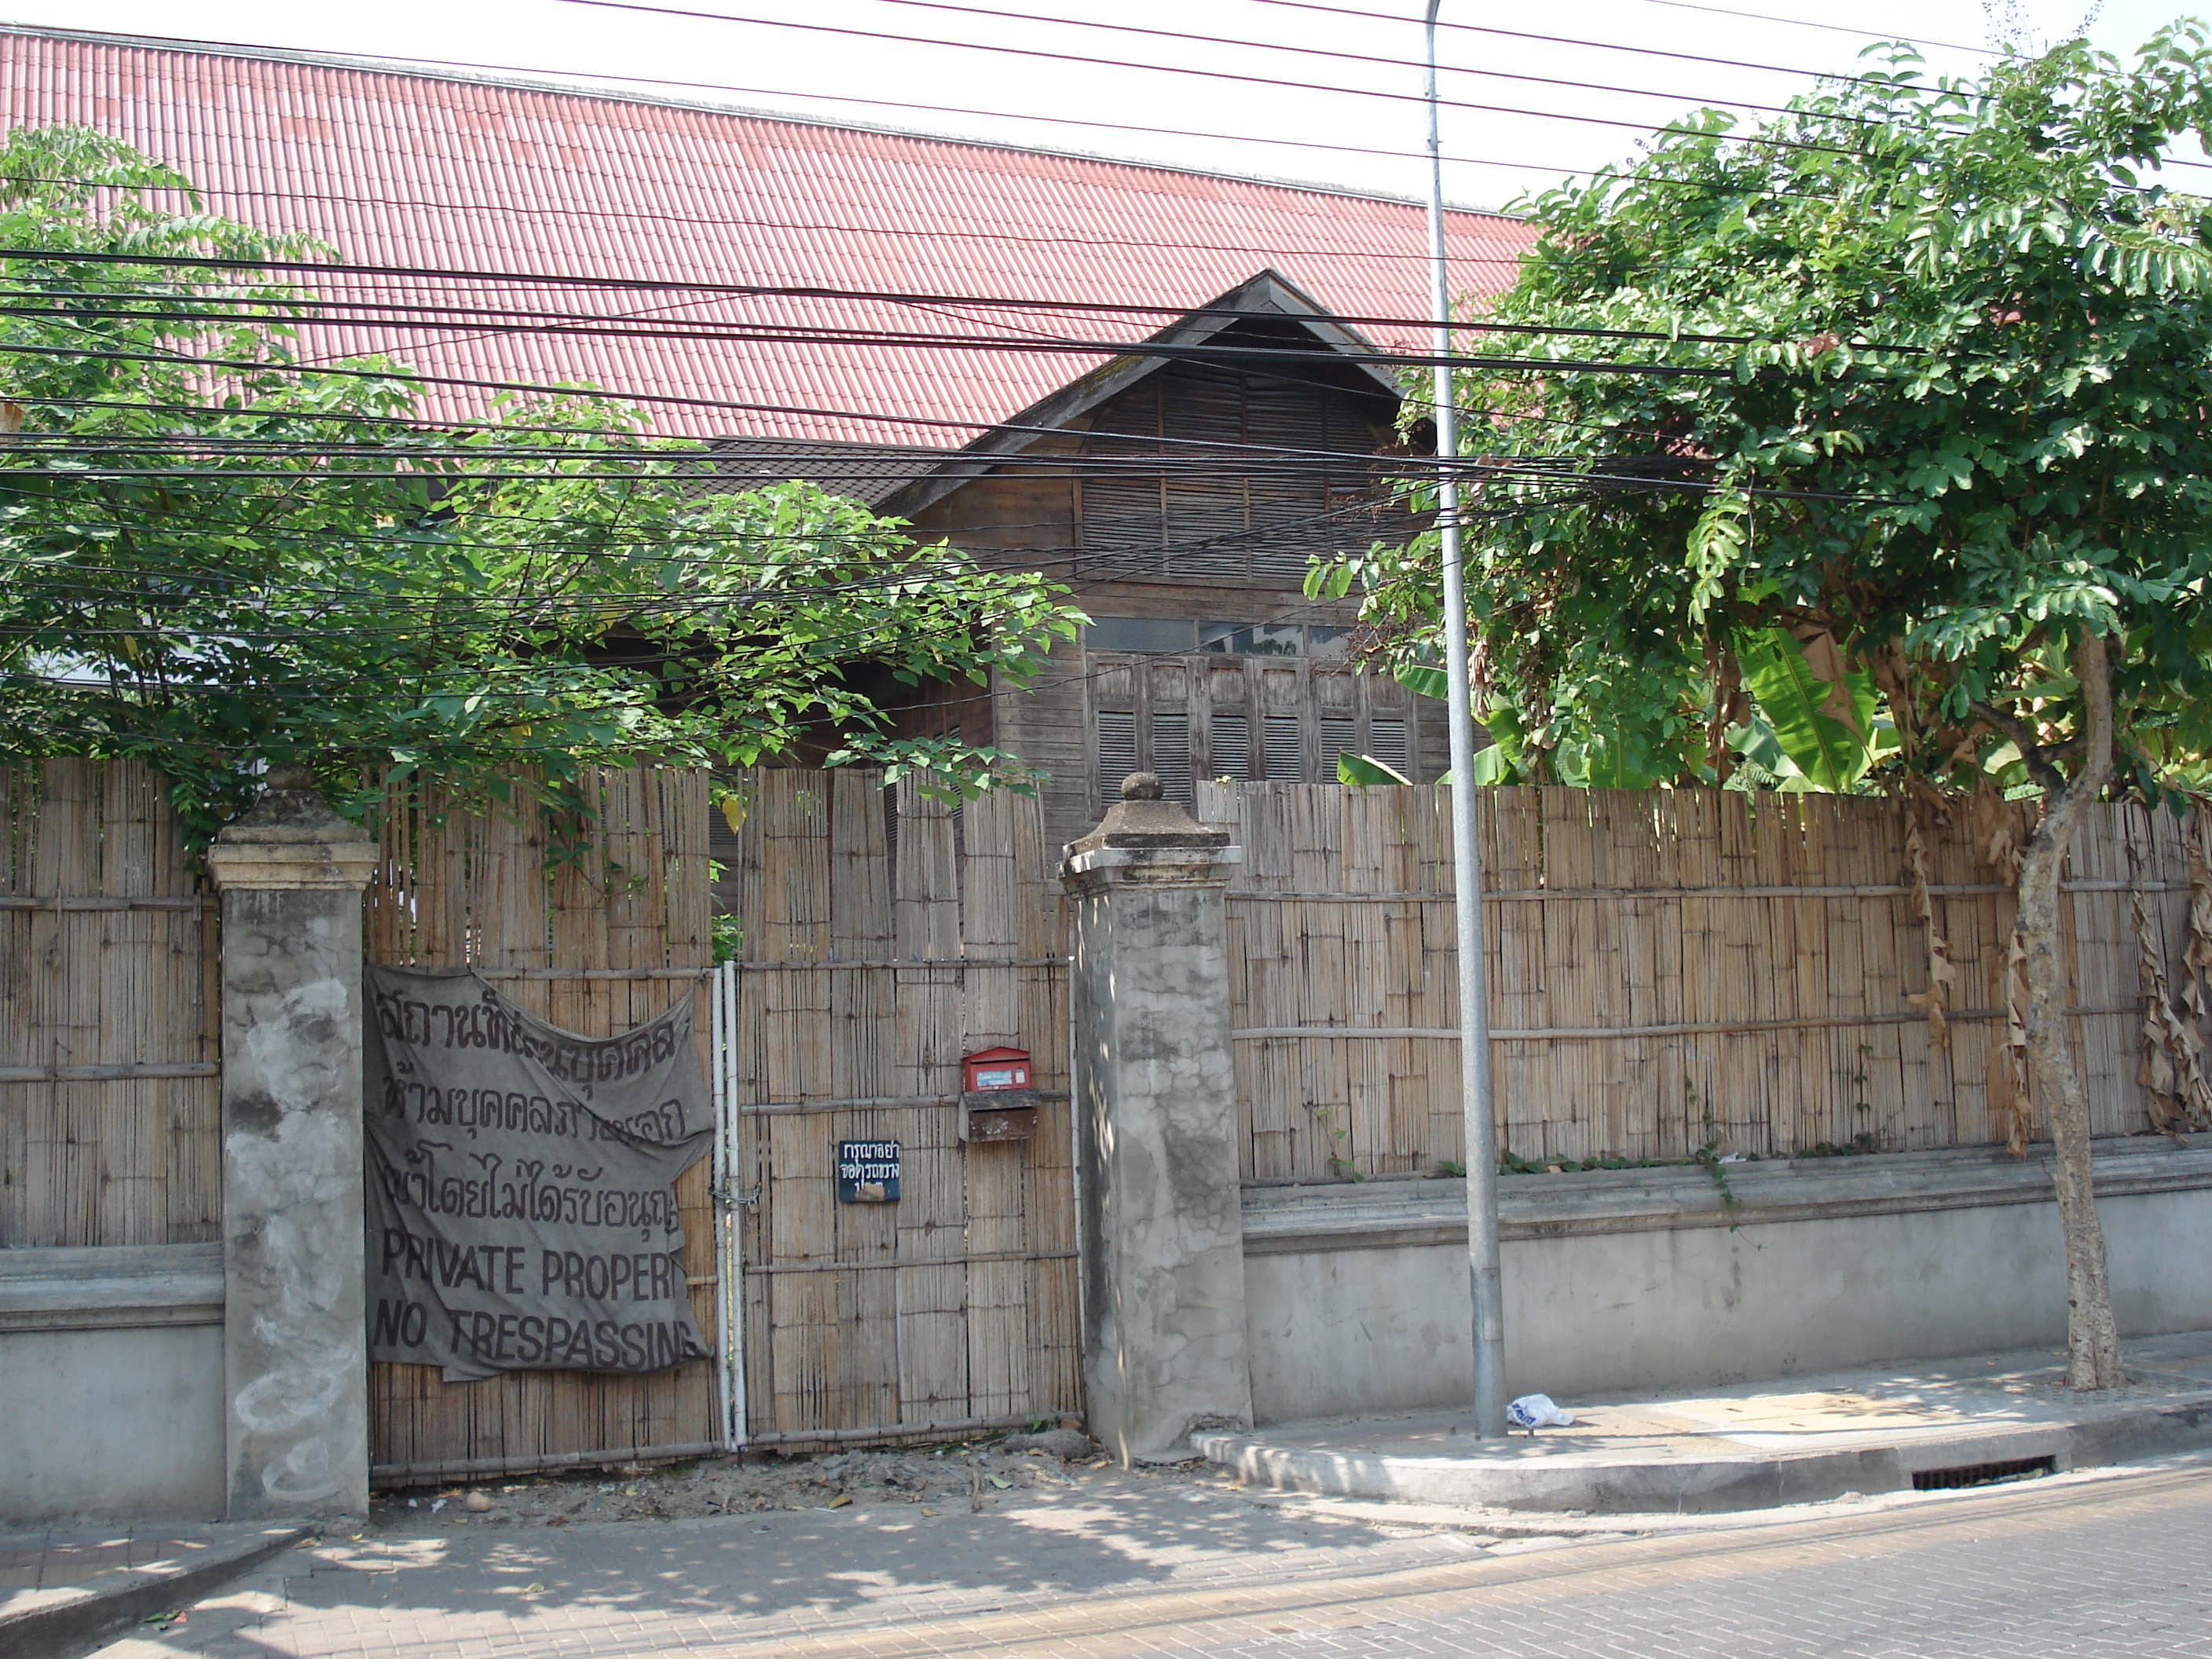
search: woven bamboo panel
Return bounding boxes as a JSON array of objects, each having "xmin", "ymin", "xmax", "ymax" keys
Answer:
[
  {"xmin": 364, "ymin": 765, "xmax": 717, "ymax": 1477},
  {"xmin": 724, "ymin": 767, "xmax": 1079, "ymax": 1443},
  {"xmin": 0, "ymin": 760, "xmax": 219, "ymax": 1248},
  {"xmin": 1198, "ymin": 782, "xmax": 2193, "ymax": 1183}
]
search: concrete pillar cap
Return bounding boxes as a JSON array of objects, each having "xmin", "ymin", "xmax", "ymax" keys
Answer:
[
  {"xmin": 1062, "ymin": 772, "xmax": 1231, "ymax": 862},
  {"xmin": 206, "ymin": 768, "xmax": 379, "ymax": 892}
]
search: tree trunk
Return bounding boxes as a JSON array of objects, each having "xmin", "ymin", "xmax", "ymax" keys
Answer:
[{"xmin": 2012, "ymin": 627, "xmax": 2124, "ymax": 1390}]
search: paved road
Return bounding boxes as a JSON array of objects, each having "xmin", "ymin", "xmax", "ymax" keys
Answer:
[{"xmin": 95, "ymin": 1459, "xmax": 2212, "ymax": 1658}]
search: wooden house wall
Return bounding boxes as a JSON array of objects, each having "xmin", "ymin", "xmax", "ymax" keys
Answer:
[{"xmin": 905, "ymin": 354, "xmax": 1445, "ymax": 848}]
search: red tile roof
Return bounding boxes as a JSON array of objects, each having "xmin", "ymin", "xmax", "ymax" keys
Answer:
[{"xmin": 1, "ymin": 25, "xmax": 1536, "ymax": 445}]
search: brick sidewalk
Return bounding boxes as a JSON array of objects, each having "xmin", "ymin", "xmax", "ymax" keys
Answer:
[
  {"xmin": 79, "ymin": 1457, "xmax": 2212, "ymax": 1658},
  {"xmin": 0, "ymin": 1525, "xmax": 222, "ymax": 1602}
]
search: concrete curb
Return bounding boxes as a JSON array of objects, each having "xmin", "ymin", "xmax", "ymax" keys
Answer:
[
  {"xmin": 1227, "ymin": 1442, "xmax": 2212, "ymax": 1537},
  {"xmin": 0, "ymin": 1525, "xmax": 306, "ymax": 1659},
  {"xmin": 1193, "ymin": 1396, "xmax": 2212, "ymax": 1515}
]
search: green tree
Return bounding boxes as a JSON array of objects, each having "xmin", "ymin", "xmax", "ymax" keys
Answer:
[
  {"xmin": 0, "ymin": 127, "xmax": 1081, "ymax": 844},
  {"xmin": 1325, "ymin": 25, "xmax": 2212, "ymax": 1386}
]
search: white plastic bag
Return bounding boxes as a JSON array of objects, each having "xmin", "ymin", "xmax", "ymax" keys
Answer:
[{"xmin": 1507, "ymin": 1392, "xmax": 1575, "ymax": 1429}]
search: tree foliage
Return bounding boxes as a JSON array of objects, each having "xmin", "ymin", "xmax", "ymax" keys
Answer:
[
  {"xmin": 1320, "ymin": 25, "xmax": 2212, "ymax": 1387},
  {"xmin": 1328, "ymin": 25, "xmax": 2212, "ymax": 801},
  {"xmin": 0, "ymin": 127, "xmax": 1082, "ymax": 844}
]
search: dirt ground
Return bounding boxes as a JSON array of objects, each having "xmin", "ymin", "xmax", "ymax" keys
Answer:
[{"xmin": 366, "ymin": 1433, "xmax": 1227, "ymax": 1533}]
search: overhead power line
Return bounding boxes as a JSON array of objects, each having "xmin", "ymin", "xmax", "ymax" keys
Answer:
[
  {"xmin": 1243, "ymin": 0, "xmax": 1900, "ymax": 84},
  {"xmin": 3, "ymin": 464, "xmax": 1897, "ymax": 747},
  {"xmin": 0, "ymin": 435, "xmax": 1890, "ymax": 507},
  {"xmin": 550, "ymin": 0, "xmax": 1862, "ymax": 157},
  {"xmin": 1635, "ymin": 0, "xmax": 1984, "ymax": 55},
  {"xmin": 5, "ymin": 251, "xmax": 1941, "ymax": 357},
  {"xmin": 16, "ymin": 384, "xmax": 1428, "ymax": 471},
  {"xmin": 0, "ymin": 497, "xmax": 1434, "ymax": 695},
  {"xmin": 0, "ymin": 36, "xmax": 1581, "ymax": 189},
  {"xmin": 2, "ymin": 167, "xmax": 1541, "ymax": 270},
  {"xmin": 792, "ymin": 0, "xmax": 1884, "ymax": 127},
  {"xmin": 798, "ymin": 0, "xmax": 2208, "ymax": 178},
  {"xmin": 0, "ymin": 493, "xmax": 1404, "ymax": 599},
  {"xmin": 0, "ymin": 337, "xmax": 1741, "ymax": 427},
  {"xmin": 7, "ymin": 11, "xmax": 2189, "ymax": 331},
  {"xmin": 11, "ymin": 388, "xmax": 1700, "ymax": 468}
]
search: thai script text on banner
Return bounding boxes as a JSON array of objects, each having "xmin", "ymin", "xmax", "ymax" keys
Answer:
[{"xmin": 364, "ymin": 967, "xmax": 713, "ymax": 1381}]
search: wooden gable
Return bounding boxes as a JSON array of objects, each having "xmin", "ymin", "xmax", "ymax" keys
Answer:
[{"xmin": 1071, "ymin": 327, "xmax": 1410, "ymax": 591}]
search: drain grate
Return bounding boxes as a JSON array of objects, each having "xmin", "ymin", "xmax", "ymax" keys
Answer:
[{"xmin": 1911, "ymin": 1455, "xmax": 2056, "ymax": 1491}]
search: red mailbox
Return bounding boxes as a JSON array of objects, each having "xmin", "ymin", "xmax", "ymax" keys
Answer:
[
  {"xmin": 963, "ymin": 1047, "xmax": 1031, "ymax": 1092},
  {"xmin": 960, "ymin": 1047, "xmax": 1038, "ymax": 1143}
]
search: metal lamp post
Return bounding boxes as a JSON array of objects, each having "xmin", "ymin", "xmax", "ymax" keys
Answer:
[{"xmin": 1423, "ymin": 0, "xmax": 1507, "ymax": 1438}]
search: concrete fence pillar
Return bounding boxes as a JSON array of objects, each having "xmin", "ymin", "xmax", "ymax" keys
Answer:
[
  {"xmin": 1060, "ymin": 773, "xmax": 1252, "ymax": 1463},
  {"xmin": 204, "ymin": 767, "xmax": 379, "ymax": 1520}
]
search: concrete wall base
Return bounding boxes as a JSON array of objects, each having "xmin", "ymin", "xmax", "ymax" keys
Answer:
[
  {"xmin": 1243, "ymin": 1139, "xmax": 2212, "ymax": 1423},
  {"xmin": 0, "ymin": 1246, "xmax": 227, "ymax": 1524}
]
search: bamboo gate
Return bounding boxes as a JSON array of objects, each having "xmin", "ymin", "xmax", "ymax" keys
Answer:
[
  {"xmin": 716, "ymin": 767, "xmax": 1081, "ymax": 1445},
  {"xmin": 363, "ymin": 766, "xmax": 722, "ymax": 1478},
  {"xmin": 364, "ymin": 764, "xmax": 1080, "ymax": 1472}
]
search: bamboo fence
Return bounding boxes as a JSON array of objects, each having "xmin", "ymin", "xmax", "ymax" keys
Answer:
[
  {"xmin": 363, "ymin": 764, "xmax": 720, "ymax": 1478},
  {"xmin": 0, "ymin": 760, "xmax": 220, "ymax": 1249},
  {"xmin": 11, "ymin": 756, "xmax": 2199, "ymax": 1470},
  {"xmin": 720, "ymin": 767, "xmax": 1079, "ymax": 1444},
  {"xmin": 1199, "ymin": 782, "xmax": 2201, "ymax": 1184}
]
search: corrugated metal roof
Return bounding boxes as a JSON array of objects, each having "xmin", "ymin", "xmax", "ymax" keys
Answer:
[
  {"xmin": 708, "ymin": 436, "xmax": 942, "ymax": 507},
  {"xmin": 2, "ymin": 24, "xmax": 1538, "ymax": 446}
]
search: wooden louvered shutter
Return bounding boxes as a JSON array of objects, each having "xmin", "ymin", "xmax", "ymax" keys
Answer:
[
  {"xmin": 1149, "ymin": 712, "xmax": 1194, "ymax": 805},
  {"xmin": 1242, "ymin": 369, "xmax": 1342, "ymax": 587},
  {"xmin": 1320, "ymin": 715, "xmax": 1357, "ymax": 784},
  {"xmin": 1369, "ymin": 717, "xmax": 1409, "ymax": 778},
  {"xmin": 1097, "ymin": 710, "xmax": 1137, "ymax": 808},
  {"xmin": 1081, "ymin": 384, "xmax": 1166, "ymax": 576},
  {"xmin": 1210, "ymin": 712, "xmax": 1251, "ymax": 782},
  {"xmin": 1160, "ymin": 364, "xmax": 1252, "ymax": 583}
]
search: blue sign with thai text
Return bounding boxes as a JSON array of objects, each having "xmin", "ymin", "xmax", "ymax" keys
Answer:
[{"xmin": 837, "ymin": 1139, "xmax": 901, "ymax": 1203}]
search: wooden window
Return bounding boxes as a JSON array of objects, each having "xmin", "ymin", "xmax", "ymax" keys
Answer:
[
  {"xmin": 1088, "ymin": 617, "xmax": 1195, "ymax": 652},
  {"xmin": 1088, "ymin": 649, "xmax": 1441, "ymax": 808}
]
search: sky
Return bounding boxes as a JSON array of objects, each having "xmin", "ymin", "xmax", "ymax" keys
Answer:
[{"xmin": 3, "ymin": 0, "xmax": 2204, "ymax": 209}]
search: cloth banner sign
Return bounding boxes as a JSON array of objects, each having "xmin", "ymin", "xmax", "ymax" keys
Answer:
[{"xmin": 364, "ymin": 966, "xmax": 713, "ymax": 1381}]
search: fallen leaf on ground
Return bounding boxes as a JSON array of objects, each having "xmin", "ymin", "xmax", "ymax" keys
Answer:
[{"xmin": 826, "ymin": 1496, "xmax": 852, "ymax": 1509}]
